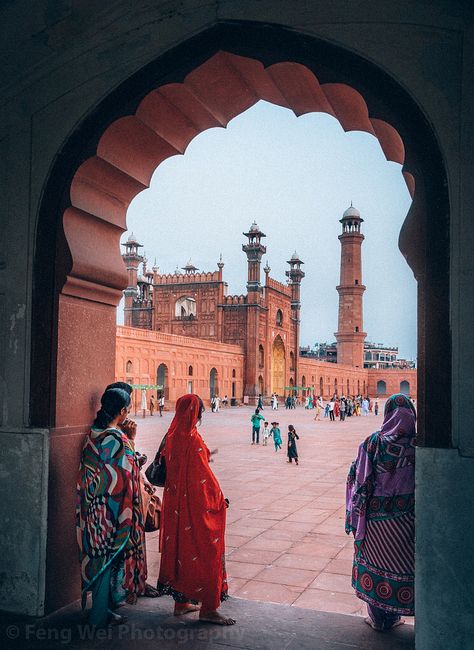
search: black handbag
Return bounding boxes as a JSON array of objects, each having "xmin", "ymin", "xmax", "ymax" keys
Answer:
[{"xmin": 145, "ymin": 434, "xmax": 167, "ymax": 487}]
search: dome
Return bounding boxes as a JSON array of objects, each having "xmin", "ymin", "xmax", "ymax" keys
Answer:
[
  {"xmin": 343, "ymin": 205, "xmax": 361, "ymax": 219},
  {"xmin": 249, "ymin": 221, "xmax": 260, "ymax": 232},
  {"xmin": 291, "ymin": 251, "xmax": 300, "ymax": 260}
]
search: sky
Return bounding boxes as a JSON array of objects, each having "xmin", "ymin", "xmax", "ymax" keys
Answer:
[{"xmin": 122, "ymin": 100, "xmax": 417, "ymax": 361}]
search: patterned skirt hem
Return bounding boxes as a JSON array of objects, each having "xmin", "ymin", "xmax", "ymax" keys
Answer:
[
  {"xmin": 157, "ymin": 582, "xmax": 229, "ymax": 605},
  {"xmin": 354, "ymin": 589, "xmax": 414, "ymax": 616}
]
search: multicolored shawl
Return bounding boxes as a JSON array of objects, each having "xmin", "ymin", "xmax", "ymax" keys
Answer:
[
  {"xmin": 76, "ymin": 427, "xmax": 147, "ymax": 603},
  {"xmin": 157, "ymin": 394, "xmax": 228, "ymax": 612},
  {"xmin": 345, "ymin": 394, "xmax": 416, "ymax": 614}
]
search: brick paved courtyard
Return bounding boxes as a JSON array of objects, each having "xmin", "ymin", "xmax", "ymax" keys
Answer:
[{"xmin": 135, "ymin": 402, "xmax": 411, "ymax": 621}]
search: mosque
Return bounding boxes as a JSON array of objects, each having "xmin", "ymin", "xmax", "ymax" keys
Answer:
[{"xmin": 116, "ymin": 205, "xmax": 416, "ymax": 405}]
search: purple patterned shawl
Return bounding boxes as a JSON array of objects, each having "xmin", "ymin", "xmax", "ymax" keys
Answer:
[{"xmin": 346, "ymin": 394, "xmax": 416, "ymax": 542}]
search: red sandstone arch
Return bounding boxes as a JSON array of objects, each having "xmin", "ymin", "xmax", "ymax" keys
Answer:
[{"xmin": 63, "ymin": 50, "xmax": 413, "ymax": 305}]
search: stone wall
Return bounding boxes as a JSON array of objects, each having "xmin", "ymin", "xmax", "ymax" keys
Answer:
[{"xmin": 116, "ymin": 325, "xmax": 245, "ymax": 405}]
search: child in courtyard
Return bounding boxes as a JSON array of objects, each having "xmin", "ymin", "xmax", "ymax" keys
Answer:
[
  {"xmin": 270, "ymin": 422, "xmax": 282, "ymax": 451},
  {"xmin": 287, "ymin": 424, "xmax": 299, "ymax": 465},
  {"xmin": 262, "ymin": 421, "xmax": 271, "ymax": 446}
]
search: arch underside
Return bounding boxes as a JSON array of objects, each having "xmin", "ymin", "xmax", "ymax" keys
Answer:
[
  {"xmin": 65, "ymin": 50, "xmax": 413, "ymax": 304},
  {"xmin": 271, "ymin": 336, "xmax": 285, "ymax": 396}
]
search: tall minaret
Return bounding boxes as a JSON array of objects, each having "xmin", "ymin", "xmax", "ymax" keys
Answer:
[
  {"xmin": 121, "ymin": 232, "xmax": 143, "ymax": 327},
  {"xmin": 335, "ymin": 205, "xmax": 367, "ymax": 368},
  {"xmin": 242, "ymin": 222, "xmax": 266, "ymax": 402},
  {"xmin": 286, "ymin": 252, "xmax": 305, "ymax": 387}
]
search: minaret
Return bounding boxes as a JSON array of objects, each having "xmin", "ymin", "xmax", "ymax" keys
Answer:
[
  {"xmin": 242, "ymin": 222, "xmax": 266, "ymax": 292},
  {"xmin": 334, "ymin": 205, "xmax": 367, "ymax": 367},
  {"xmin": 286, "ymin": 252, "xmax": 305, "ymax": 390},
  {"xmin": 121, "ymin": 232, "xmax": 143, "ymax": 326},
  {"xmin": 242, "ymin": 222, "xmax": 266, "ymax": 402}
]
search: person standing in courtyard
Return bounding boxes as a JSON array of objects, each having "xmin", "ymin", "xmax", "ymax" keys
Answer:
[
  {"xmin": 328, "ymin": 399, "xmax": 335, "ymax": 421},
  {"xmin": 76, "ymin": 387, "xmax": 146, "ymax": 627},
  {"xmin": 157, "ymin": 394, "xmax": 235, "ymax": 625},
  {"xmin": 286, "ymin": 424, "xmax": 299, "ymax": 465},
  {"xmin": 340, "ymin": 397, "xmax": 346, "ymax": 421},
  {"xmin": 374, "ymin": 401, "xmax": 379, "ymax": 416},
  {"xmin": 271, "ymin": 422, "xmax": 282, "ymax": 451},
  {"xmin": 250, "ymin": 408, "xmax": 265, "ymax": 444},
  {"xmin": 158, "ymin": 393, "xmax": 165, "ymax": 417},
  {"xmin": 257, "ymin": 394, "xmax": 264, "ymax": 410},
  {"xmin": 149, "ymin": 394, "xmax": 155, "ymax": 416},
  {"xmin": 345, "ymin": 393, "xmax": 416, "ymax": 631}
]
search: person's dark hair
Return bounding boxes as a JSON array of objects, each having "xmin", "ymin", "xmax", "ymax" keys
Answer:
[
  {"xmin": 288, "ymin": 424, "xmax": 295, "ymax": 432},
  {"xmin": 94, "ymin": 388, "xmax": 130, "ymax": 429},
  {"xmin": 197, "ymin": 396, "xmax": 205, "ymax": 422},
  {"xmin": 105, "ymin": 381, "xmax": 133, "ymax": 395}
]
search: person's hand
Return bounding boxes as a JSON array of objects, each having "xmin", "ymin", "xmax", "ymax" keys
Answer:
[
  {"xmin": 210, "ymin": 448, "xmax": 218, "ymax": 455},
  {"xmin": 122, "ymin": 419, "xmax": 137, "ymax": 440},
  {"xmin": 225, "ymin": 498, "xmax": 230, "ymax": 508}
]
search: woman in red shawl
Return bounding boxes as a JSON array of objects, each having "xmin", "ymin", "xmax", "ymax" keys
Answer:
[{"xmin": 157, "ymin": 394, "xmax": 235, "ymax": 625}]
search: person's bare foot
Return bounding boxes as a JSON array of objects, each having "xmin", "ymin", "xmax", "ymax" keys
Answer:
[
  {"xmin": 364, "ymin": 616, "xmax": 383, "ymax": 631},
  {"xmin": 386, "ymin": 618, "xmax": 405, "ymax": 630},
  {"xmin": 199, "ymin": 611, "xmax": 236, "ymax": 625},
  {"xmin": 174, "ymin": 603, "xmax": 201, "ymax": 616}
]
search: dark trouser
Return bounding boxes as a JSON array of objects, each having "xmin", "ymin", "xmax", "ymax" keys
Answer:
[
  {"xmin": 329, "ymin": 410, "xmax": 335, "ymax": 421},
  {"xmin": 367, "ymin": 604, "xmax": 401, "ymax": 630},
  {"xmin": 340, "ymin": 412, "xmax": 345, "ymax": 421},
  {"xmin": 159, "ymin": 406, "xmax": 163, "ymax": 417},
  {"xmin": 252, "ymin": 427, "xmax": 260, "ymax": 443}
]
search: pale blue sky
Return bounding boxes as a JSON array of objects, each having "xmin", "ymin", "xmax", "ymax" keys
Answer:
[{"xmin": 122, "ymin": 100, "xmax": 416, "ymax": 360}]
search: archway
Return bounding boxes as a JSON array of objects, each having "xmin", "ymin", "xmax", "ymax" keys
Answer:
[
  {"xmin": 31, "ymin": 22, "xmax": 450, "ymax": 616},
  {"xmin": 156, "ymin": 363, "xmax": 169, "ymax": 400},
  {"xmin": 377, "ymin": 380, "xmax": 387, "ymax": 396},
  {"xmin": 210, "ymin": 367, "xmax": 218, "ymax": 399},
  {"xmin": 271, "ymin": 335, "xmax": 285, "ymax": 396},
  {"xmin": 400, "ymin": 380, "xmax": 410, "ymax": 396}
]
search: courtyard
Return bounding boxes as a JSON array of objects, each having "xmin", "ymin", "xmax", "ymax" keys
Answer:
[{"xmin": 137, "ymin": 401, "xmax": 406, "ymax": 619}]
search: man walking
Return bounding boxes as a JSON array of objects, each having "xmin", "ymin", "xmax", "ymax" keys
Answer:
[{"xmin": 250, "ymin": 408, "xmax": 265, "ymax": 444}]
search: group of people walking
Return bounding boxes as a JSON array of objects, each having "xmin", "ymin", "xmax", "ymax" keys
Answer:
[
  {"xmin": 312, "ymin": 395, "xmax": 379, "ymax": 421},
  {"xmin": 77, "ymin": 387, "xmax": 414, "ymax": 634},
  {"xmin": 250, "ymin": 409, "xmax": 299, "ymax": 463}
]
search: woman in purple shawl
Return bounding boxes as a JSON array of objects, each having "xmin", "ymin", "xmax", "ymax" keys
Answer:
[{"xmin": 346, "ymin": 393, "xmax": 416, "ymax": 631}]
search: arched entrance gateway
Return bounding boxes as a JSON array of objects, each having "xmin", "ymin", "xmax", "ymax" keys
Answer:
[
  {"xmin": 29, "ymin": 20, "xmax": 453, "ymax": 646},
  {"xmin": 271, "ymin": 335, "xmax": 285, "ymax": 396}
]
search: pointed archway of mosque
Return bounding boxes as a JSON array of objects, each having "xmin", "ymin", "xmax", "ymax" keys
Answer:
[
  {"xmin": 271, "ymin": 335, "xmax": 286, "ymax": 396},
  {"xmin": 32, "ymin": 22, "xmax": 450, "ymax": 614}
]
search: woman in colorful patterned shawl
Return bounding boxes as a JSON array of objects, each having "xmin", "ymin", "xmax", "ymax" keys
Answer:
[
  {"xmin": 346, "ymin": 393, "xmax": 416, "ymax": 631},
  {"xmin": 76, "ymin": 388, "xmax": 146, "ymax": 627},
  {"xmin": 157, "ymin": 393, "xmax": 235, "ymax": 625}
]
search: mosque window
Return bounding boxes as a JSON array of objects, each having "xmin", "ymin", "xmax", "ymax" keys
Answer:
[
  {"xmin": 188, "ymin": 365, "xmax": 193, "ymax": 376},
  {"xmin": 276, "ymin": 309, "xmax": 283, "ymax": 326},
  {"xmin": 126, "ymin": 360, "xmax": 133, "ymax": 373},
  {"xmin": 175, "ymin": 296, "xmax": 197, "ymax": 319}
]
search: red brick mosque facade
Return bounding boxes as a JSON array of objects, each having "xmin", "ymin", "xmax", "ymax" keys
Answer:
[{"xmin": 116, "ymin": 207, "xmax": 416, "ymax": 406}]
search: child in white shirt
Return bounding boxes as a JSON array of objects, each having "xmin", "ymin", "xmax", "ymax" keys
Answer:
[{"xmin": 262, "ymin": 422, "xmax": 271, "ymax": 446}]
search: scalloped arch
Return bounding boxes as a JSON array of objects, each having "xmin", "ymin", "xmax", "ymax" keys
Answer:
[{"xmin": 64, "ymin": 50, "xmax": 413, "ymax": 302}]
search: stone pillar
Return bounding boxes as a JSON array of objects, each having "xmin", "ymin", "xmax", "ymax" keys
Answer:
[{"xmin": 121, "ymin": 233, "xmax": 143, "ymax": 326}]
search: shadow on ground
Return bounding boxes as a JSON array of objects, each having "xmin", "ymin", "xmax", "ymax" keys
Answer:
[{"xmin": 1, "ymin": 595, "xmax": 414, "ymax": 649}]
